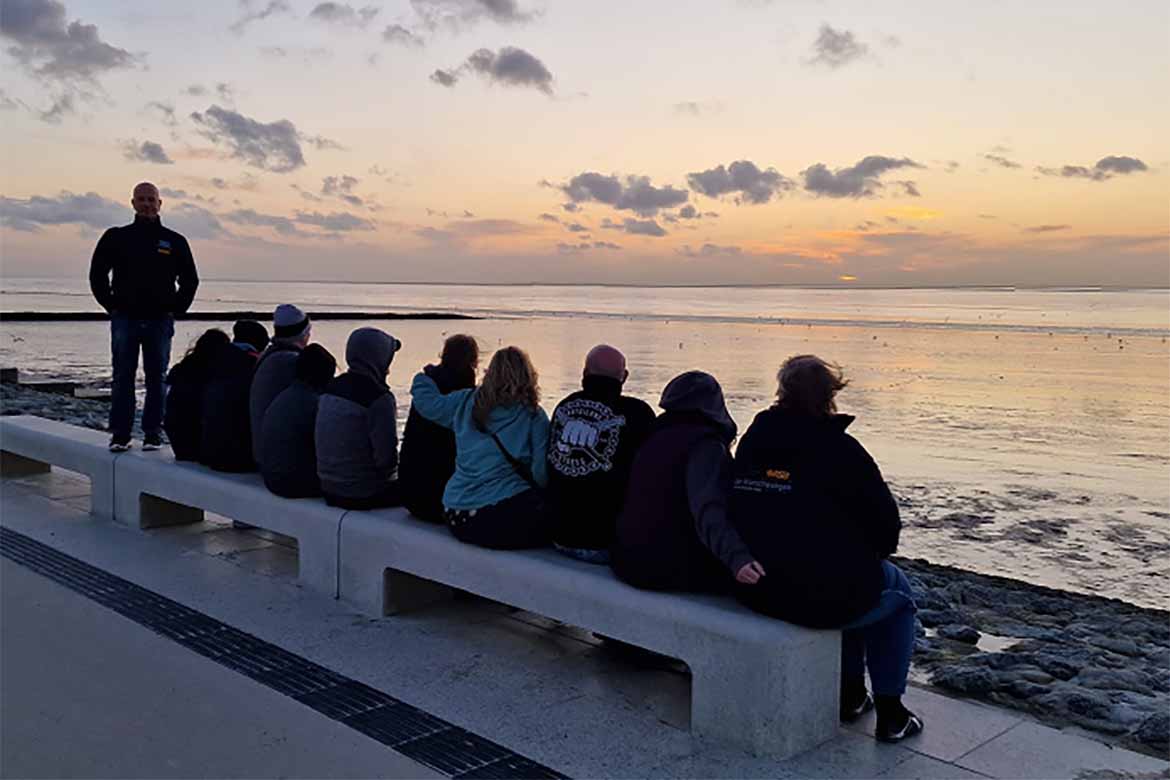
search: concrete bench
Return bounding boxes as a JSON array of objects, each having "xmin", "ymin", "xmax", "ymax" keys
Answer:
[
  {"xmin": 338, "ymin": 508, "xmax": 840, "ymax": 760},
  {"xmin": 113, "ymin": 449, "xmax": 343, "ymax": 598},
  {"xmin": 0, "ymin": 415, "xmax": 117, "ymax": 519}
]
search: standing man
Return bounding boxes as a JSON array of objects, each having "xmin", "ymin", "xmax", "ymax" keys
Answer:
[{"xmin": 89, "ymin": 182, "xmax": 199, "ymax": 452}]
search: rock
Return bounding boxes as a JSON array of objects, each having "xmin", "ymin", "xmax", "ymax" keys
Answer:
[
  {"xmin": 931, "ymin": 667, "xmax": 996, "ymax": 695},
  {"xmin": 1133, "ymin": 711, "xmax": 1170, "ymax": 754},
  {"xmin": 1036, "ymin": 688, "xmax": 1113, "ymax": 720},
  {"xmin": 1017, "ymin": 668, "xmax": 1055, "ymax": 685},
  {"xmin": 914, "ymin": 618, "xmax": 926, "ymax": 638},
  {"xmin": 913, "ymin": 638, "xmax": 934, "ymax": 654},
  {"xmin": 1088, "ymin": 636, "xmax": 1142, "ymax": 657},
  {"xmin": 1005, "ymin": 680, "xmax": 1049, "ymax": 699},
  {"xmin": 1078, "ymin": 669, "xmax": 1156, "ymax": 697},
  {"xmin": 1033, "ymin": 654, "xmax": 1080, "ymax": 681},
  {"xmin": 938, "ymin": 624, "xmax": 981, "ymax": 644},
  {"xmin": 918, "ymin": 608, "xmax": 964, "ymax": 628}
]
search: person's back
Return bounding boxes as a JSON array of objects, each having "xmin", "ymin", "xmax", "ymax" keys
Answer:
[
  {"xmin": 260, "ymin": 344, "xmax": 337, "ymax": 498},
  {"xmin": 611, "ymin": 371, "xmax": 757, "ymax": 592},
  {"xmin": 164, "ymin": 329, "xmax": 229, "ymax": 461},
  {"xmin": 398, "ymin": 335, "xmax": 479, "ymax": 522},
  {"xmin": 315, "ymin": 328, "xmax": 402, "ymax": 508},
  {"xmin": 249, "ymin": 304, "xmax": 310, "ymax": 464},
  {"xmin": 546, "ymin": 345, "xmax": 655, "ymax": 560},
  {"xmin": 199, "ymin": 339, "xmax": 260, "ymax": 472}
]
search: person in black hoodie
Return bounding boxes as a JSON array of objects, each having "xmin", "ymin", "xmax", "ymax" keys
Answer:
[
  {"xmin": 163, "ymin": 329, "xmax": 229, "ymax": 461},
  {"xmin": 730, "ymin": 354, "xmax": 922, "ymax": 744},
  {"xmin": 259, "ymin": 344, "xmax": 337, "ymax": 498},
  {"xmin": 398, "ymin": 334, "xmax": 479, "ymax": 522},
  {"xmin": 547, "ymin": 345, "xmax": 655, "ymax": 563},
  {"xmin": 611, "ymin": 371, "xmax": 765, "ymax": 592},
  {"xmin": 198, "ymin": 320, "xmax": 269, "ymax": 472}
]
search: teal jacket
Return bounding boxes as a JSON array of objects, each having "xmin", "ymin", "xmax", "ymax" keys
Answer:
[{"xmin": 410, "ymin": 372, "xmax": 550, "ymax": 511}]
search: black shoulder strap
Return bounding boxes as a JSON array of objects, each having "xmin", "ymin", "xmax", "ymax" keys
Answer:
[{"xmin": 477, "ymin": 419, "xmax": 540, "ymax": 490}]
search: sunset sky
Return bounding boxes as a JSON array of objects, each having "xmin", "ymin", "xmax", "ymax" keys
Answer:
[{"xmin": 2, "ymin": 0, "xmax": 1167, "ymax": 286}]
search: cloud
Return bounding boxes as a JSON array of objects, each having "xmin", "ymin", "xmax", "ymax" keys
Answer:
[
  {"xmin": 0, "ymin": 190, "xmax": 125, "ymax": 231},
  {"xmin": 145, "ymin": 100, "xmax": 177, "ymax": 126},
  {"xmin": 0, "ymin": 88, "xmax": 27, "ymax": 111},
  {"xmin": 1036, "ymin": 155, "xmax": 1149, "ymax": 182},
  {"xmin": 230, "ymin": 0, "xmax": 292, "ymax": 33},
  {"xmin": 560, "ymin": 172, "xmax": 688, "ymax": 216},
  {"xmin": 122, "ymin": 139, "xmax": 174, "ymax": 164},
  {"xmin": 537, "ymin": 212, "xmax": 559, "ymax": 223},
  {"xmin": 258, "ymin": 45, "xmax": 332, "ymax": 63},
  {"xmin": 560, "ymin": 202, "xmax": 580, "ymax": 213},
  {"xmin": 303, "ymin": 134, "xmax": 345, "ymax": 151},
  {"xmin": 308, "ymin": 2, "xmax": 379, "ymax": 27},
  {"xmin": 294, "ymin": 210, "xmax": 375, "ymax": 231},
  {"xmin": 807, "ymin": 24, "xmax": 869, "ymax": 69},
  {"xmin": 673, "ymin": 100, "xmax": 723, "ymax": 117},
  {"xmin": 678, "ymin": 243, "xmax": 743, "ymax": 257},
  {"xmin": 432, "ymin": 46, "xmax": 554, "ymax": 94},
  {"xmin": 801, "ymin": 155, "xmax": 924, "ymax": 198},
  {"xmin": 182, "ymin": 84, "xmax": 207, "ymax": 97},
  {"xmin": 894, "ymin": 180, "xmax": 920, "ymax": 197},
  {"xmin": 678, "ymin": 204, "xmax": 700, "ymax": 219},
  {"xmin": 410, "ymin": 0, "xmax": 535, "ymax": 31},
  {"xmin": 382, "ymin": 23, "xmax": 424, "ymax": 46},
  {"xmin": 1023, "ymin": 224, "xmax": 1072, "ymax": 233},
  {"xmin": 37, "ymin": 91, "xmax": 74, "ymax": 123},
  {"xmin": 557, "ymin": 241, "xmax": 592, "ymax": 254},
  {"xmin": 592, "ymin": 241, "xmax": 620, "ymax": 250},
  {"xmin": 686, "ymin": 160, "xmax": 794, "ymax": 204},
  {"xmin": 166, "ymin": 203, "xmax": 230, "ymax": 240},
  {"xmin": 565, "ymin": 222, "xmax": 588, "ymax": 233},
  {"xmin": 982, "ymin": 153, "xmax": 1021, "ymax": 169},
  {"xmin": 0, "ymin": 0, "xmax": 137, "ymax": 83},
  {"xmin": 190, "ymin": 105, "xmax": 306, "ymax": 172},
  {"xmin": 619, "ymin": 218, "xmax": 666, "ymax": 237},
  {"xmin": 321, "ymin": 174, "xmax": 362, "ymax": 206},
  {"xmin": 224, "ymin": 208, "xmax": 302, "ymax": 236}
]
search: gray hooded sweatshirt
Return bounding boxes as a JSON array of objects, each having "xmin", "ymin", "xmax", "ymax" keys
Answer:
[{"xmin": 314, "ymin": 328, "xmax": 401, "ymax": 499}]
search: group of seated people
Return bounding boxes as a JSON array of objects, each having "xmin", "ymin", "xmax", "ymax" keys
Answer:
[{"xmin": 163, "ymin": 302, "xmax": 923, "ymax": 744}]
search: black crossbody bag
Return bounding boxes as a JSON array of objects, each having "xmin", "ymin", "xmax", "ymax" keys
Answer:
[{"xmin": 476, "ymin": 420, "xmax": 542, "ymax": 493}]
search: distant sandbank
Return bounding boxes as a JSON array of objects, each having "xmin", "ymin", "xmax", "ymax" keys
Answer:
[{"xmin": 0, "ymin": 311, "xmax": 479, "ymax": 322}]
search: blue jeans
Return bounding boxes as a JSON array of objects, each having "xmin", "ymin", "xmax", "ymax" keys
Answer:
[
  {"xmin": 841, "ymin": 561, "xmax": 917, "ymax": 697},
  {"xmin": 109, "ymin": 314, "xmax": 174, "ymax": 440}
]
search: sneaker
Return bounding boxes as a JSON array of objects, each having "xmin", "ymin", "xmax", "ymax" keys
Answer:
[
  {"xmin": 109, "ymin": 438, "xmax": 132, "ymax": 452},
  {"xmin": 840, "ymin": 690, "xmax": 874, "ymax": 723},
  {"xmin": 876, "ymin": 711, "xmax": 924, "ymax": 743},
  {"xmin": 142, "ymin": 435, "xmax": 162, "ymax": 452}
]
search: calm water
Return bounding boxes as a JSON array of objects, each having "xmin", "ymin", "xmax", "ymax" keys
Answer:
[{"xmin": 3, "ymin": 279, "xmax": 1169, "ymax": 608}]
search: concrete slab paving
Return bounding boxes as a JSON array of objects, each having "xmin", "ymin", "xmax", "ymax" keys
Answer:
[
  {"xmin": 955, "ymin": 721, "xmax": 1170, "ymax": 779},
  {"xmin": 0, "ymin": 558, "xmax": 438, "ymax": 780},
  {"xmin": 3, "ymin": 474, "xmax": 1168, "ymax": 780},
  {"xmin": 876, "ymin": 753, "xmax": 992, "ymax": 779}
]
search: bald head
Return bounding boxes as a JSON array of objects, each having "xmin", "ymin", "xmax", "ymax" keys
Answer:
[
  {"xmin": 584, "ymin": 344, "xmax": 627, "ymax": 384},
  {"xmin": 131, "ymin": 182, "xmax": 161, "ymax": 220}
]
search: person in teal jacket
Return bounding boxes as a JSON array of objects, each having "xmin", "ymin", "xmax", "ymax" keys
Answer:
[{"xmin": 410, "ymin": 345, "xmax": 551, "ymax": 549}]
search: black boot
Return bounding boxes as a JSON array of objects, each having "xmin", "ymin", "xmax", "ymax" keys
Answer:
[{"xmin": 875, "ymin": 695, "xmax": 924, "ymax": 742}]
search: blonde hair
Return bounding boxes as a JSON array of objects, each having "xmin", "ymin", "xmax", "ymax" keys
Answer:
[
  {"xmin": 473, "ymin": 346, "xmax": 540, "ymax": 428},
  {"xmin": 775, "ymin": 354, "xmax": 848, "ymax": 417}
]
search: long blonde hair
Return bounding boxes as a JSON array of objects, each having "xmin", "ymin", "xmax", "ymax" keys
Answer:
[{"xmin": 472, "ymin": 346, "xmax": 540, "ymax": 428}]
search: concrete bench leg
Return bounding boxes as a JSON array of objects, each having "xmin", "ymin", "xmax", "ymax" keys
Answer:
[
  {"xmin": 1, "ymin": 451, "xmax": 51, "ymax": 477},
  {"xmin": 383, "ymin": 569, "xmax": 455, "ymax": 616},
  {"xmin": 688, "ymin": 630, "xmax": 840, "ymax": 760},
  {"xmin": 136, "ymin": 494, "xmax": 204, "ymax": 528}
]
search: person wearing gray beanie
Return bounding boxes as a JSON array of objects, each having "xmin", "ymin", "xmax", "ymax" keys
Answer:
[
  {"xmin": 248, "ymin": 303, "xmax": 312, "ymax": 464},
  {"xmin": 315, "ymin": 328, "xmax": 404, "ymax": 508}
]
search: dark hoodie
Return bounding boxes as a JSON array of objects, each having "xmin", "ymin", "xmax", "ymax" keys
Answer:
[
  {"xmin": 547, "ymin": 375, "xmax": 656, "ymax": 550},
  {"xmin": 315, "ymin": 328, "xmax": 401, "ymax": 500},
  {"xmin": 199, "ymin": 340, "xmax": 260, "ymax": 472},
  {"xmin": 730, "ymin": 407, "xmax": 901, "ymax": 628},
  {"xmin": 398, "ymin": 362, "xmax": 476, "ymax": 522},
  {"xmin": 611, "ymin": 371, "xmax": 754, "ymax": 592}
]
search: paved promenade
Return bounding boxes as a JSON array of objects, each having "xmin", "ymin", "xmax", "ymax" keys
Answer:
[{"xmin": 1, "ymin": 468, "xmax": 1167, "ymax": 779}]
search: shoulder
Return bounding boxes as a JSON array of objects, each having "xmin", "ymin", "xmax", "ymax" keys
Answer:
[
  {"xmin": 161, "ymin": 225, "xmax": 189, "ymax": 244},
  {"xmin": 620, "ymin": 395, "xmax": 655, "ymax": 417}
]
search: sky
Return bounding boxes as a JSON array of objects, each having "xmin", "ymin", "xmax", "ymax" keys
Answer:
[{"xmin": 1, "ymin": 0, "xmax": 1168, "ymax": 287}]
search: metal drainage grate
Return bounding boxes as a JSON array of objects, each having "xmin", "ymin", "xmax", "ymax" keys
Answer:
[{"xmin": 0, "ymin": 526, "xmax": 565, "ymax": 780}]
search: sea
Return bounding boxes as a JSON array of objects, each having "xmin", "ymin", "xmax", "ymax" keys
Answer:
[{"xmin": 2, "ymin": 278, "xmax": 1168, "ymax": 609}]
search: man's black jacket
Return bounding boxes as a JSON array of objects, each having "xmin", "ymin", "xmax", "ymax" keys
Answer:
[{"xmin": 89, "ymin": 215, "xmax": 199, "ymax": 317}]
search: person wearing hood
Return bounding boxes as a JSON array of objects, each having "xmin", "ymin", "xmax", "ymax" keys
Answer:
[
  {"xmin": 398, "ymin": 334, "xmax": 479, "ymax": 522},
  {"xmin": 729, "ymin": 355, "xmax": 921, "ymax": 744},
  {"xmin": 546, "ymin": 345, "xmax": 655, "ymax": 563},
  {"xmin": 198, "ymin": 319, "xmax": 269, "ymax": 472},
  {"xmin": 260, "ymin": 344, "xmax": 337, "ymax": 498},
  {"xmin": 164, "ymin": 328, "xmax": 229, "ymax": 461},
  {"xmin": 249, "ymin": 303, "xmax": 311, "ymax": 466},
  {"xmin": 410, "ymin": 346, "xmax": 551, "ymax": 549},
  {"xmin": 611, "ymin": 371, "xmax": 766, "ymax": 592},
  {"xmin": 315, "ymin": 328, "xmax": 403, "ymax": 509}
]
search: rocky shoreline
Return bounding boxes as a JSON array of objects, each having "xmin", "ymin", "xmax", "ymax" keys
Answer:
[{"xmin": 2, "ymin": 381, "xmax": 1167, "ymax": 757}]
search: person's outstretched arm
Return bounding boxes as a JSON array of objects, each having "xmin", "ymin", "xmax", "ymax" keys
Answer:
[
  {"xmin": 687, "ymin": 439, "xmax": 766, "ymax": 584},
  {"xmin": 173, "ymin": 236, "xmax": 199, "ymax": 314},
  {"xmin": 410, "ymin": 370, "xmax": 469, "ymax": 429},
  {"xmin": 88, "ymin": 229, "xmax": 116, "ymax": 313}
]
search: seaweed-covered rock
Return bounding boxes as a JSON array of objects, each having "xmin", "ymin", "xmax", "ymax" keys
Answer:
[
  {"xmin": 1133, "ymin": 711, "xmax": 1170, "ymax": 755},
  {"xmin": 931, "ymin": 667, "xmax": 996, "ymax": 695},
  {"xmin": 937, "ymin": 624, "xmax": 981, "ymax": 644}
]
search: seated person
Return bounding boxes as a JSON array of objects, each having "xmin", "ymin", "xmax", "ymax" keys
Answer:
[
  {"xmin": 315, "ymin": 328, "xmax": 403, "ymax": 509},
  {"xmin": 199, "ymin": 320, "xmax": 269, "ymax": 472},
  {"xmin": 546, "ymin": 345, "xmax": 655, "ymax": 564},
  {"xmin": 730, "ymin": 355, "xmax": 922, "ymax": 743},
  {"xmin": 410, "ymin": 346, "xmax": 550, "ymax": 549},
  {"xmin": 398, "ymin": 334, "xmax": 479, "ymax": 522},
  {"xmin": 259, "ymin": 344, "xmax": 337, "ymax": 498},
  {"xmin": 250, "ymin": 303, "xmax": 311, "ymax": 466},
  {"xmin": 164, "ymin": 328, "xmax": 229, "ymax": 461},
  {"xmin": 611, "ymin": 371, "xmax": 764, "ymax": 592}
]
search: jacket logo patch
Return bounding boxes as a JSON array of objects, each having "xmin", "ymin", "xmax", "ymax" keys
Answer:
[
  {"xmin": 157, "ymin": 239, "xmax": 172, "ymax": 255},
  {"xmin": 549, "ymin": 399, "xmax": 625, "ymax": 477},
  {"xmin": 766, "ymin": 468, "xmax": 791, "ymax": 481}
]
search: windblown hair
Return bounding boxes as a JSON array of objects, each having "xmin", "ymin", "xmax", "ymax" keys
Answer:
[
  {"xmin": 182, "ymin": 328, "xmax": 230, "ymax": 370},
  {"xmin": 440, "ymin": 333, "xmax": 480, "ymax": 388},
  {"xmin": 775, "ymin": 354, "xmax": 848, "ymax": 417},
  {"xmin": 472, "ymin": 346, "xmax": 540, "ymax": 428}
]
